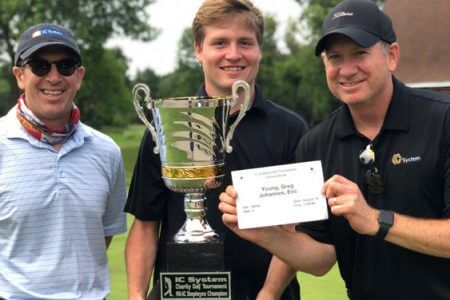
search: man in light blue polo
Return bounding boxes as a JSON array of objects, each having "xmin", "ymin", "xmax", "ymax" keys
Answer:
[{"xmin": 0, "ymin": 23, "xmax": 127, "ymax": 299}]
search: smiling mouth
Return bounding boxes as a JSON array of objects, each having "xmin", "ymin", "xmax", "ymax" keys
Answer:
[
  {"xmin": 221, "ymin": 66, "xmax": 245, "ymax": 72},
  {"xmin": 42, "ymin": 89, "xmax": 63, "ymax": 95},
  {"xmin": 340, "ymin": 80, "xmax": 364, "ymax": 87}
]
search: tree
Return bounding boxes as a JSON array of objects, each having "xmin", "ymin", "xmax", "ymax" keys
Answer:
[
  {"xmin": 77, "ymin": 47, "xmax": 135, "ymax": 128},
  {"xmin": 257, "ymin": 15, "xmax": 286, "ymax": 101},
  {"xmin": 133, "ymin": 68, "xmax": 161, "ymax": 99},
  {"xmin": 294, "ymin": 0, "xmax": 385, "ymax": 41},
  {"xmin": 282, "ymin": 0, "xmax": 384, "ymax": 124},
  {"xmin": 156, "ymin": 16, "xmax": 284, "ymax": 100},
  {"xmin": 157, "ymin": 28, "xmax": 203, "ymax": 98},
  {"xmin": 0, "ymin": 0, "xmax": 158, "ymax": 127},
  {"xmin": 132, "ymin": 0, "xmax": 387, "ymax": 127}
]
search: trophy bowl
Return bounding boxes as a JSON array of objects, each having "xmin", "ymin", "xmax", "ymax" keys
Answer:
[{"xmin": 133, "ymin": 81, "xmax": 250, "ymax": 243}]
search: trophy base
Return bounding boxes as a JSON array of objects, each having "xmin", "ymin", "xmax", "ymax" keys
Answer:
[
  {"xmin": 160, "ymin": 239, "xmax": 231, "ymax": 299},
  {"xmin": 174, "ymin": 192, "xmax": 219, "ymax": 243},
  {"xmin": 174, "ymin": 218, "xmax": 219, "ymax": 243},
  {"xmin": 174, "ymin": 231, "xmax": 219, "ymax": 243}
]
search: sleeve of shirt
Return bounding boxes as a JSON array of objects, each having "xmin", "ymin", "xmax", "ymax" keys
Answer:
[
  {"xmin": 294, "ymin": 134, "xmax": 334, "ymax": 245},
  {"xmin": 103, "ymin": 145, "xmax": 127, "ymax": 236},
  {"xmin": 124, "ymin": 129, "xmax": 169, "ymax": 221}
]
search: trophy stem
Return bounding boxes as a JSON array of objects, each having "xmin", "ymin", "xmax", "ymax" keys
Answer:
[{"xmin": 174, "ymin": 192, "xmax": 219, "ymax": 243}]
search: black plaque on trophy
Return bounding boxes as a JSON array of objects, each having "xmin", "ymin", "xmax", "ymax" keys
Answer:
[{"xmin": 160, "ymin": 239, "xmax": 230, "ymax": 299}]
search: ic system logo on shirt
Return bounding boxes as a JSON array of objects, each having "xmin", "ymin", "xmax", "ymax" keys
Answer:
[
  {"xmin": 391, "ymin": 153, "xmax": 421, "ymax": 165},
  {"xmin": 332, "ymin": 11, "xmax": 354, "ymax": 20}
]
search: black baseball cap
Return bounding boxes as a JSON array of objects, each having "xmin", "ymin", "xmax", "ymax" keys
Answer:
[
  {"xmin": 15, "ymin": 23, "xmax": 81, "ymax": 65},
  {"xmin": 315, "ymin": 0, "xmax": 396, "ymax": 56}
]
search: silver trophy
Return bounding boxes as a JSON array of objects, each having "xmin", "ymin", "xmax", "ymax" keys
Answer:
[{"xmin": 133, "ymin": 80, "xmax": 250, "ymax": 243}]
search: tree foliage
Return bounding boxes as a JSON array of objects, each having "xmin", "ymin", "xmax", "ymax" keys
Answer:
[
  {"xmin": 0, "ymin": 0, "xmax": 387, "ymax": 128},
  {"xmin": 151, "ymin": 28, "xmax": 203, "ymax": 98},
  {"xmin": 294, "ymin": 0, "xmax": 385, "ymax": 39},
  {"xmin": 139, "ymin": 6, "xmax": 347, "ymax": 126},
  {"xmin": 0, "ymin": 0, "xmax": 157, "ymax": 127},
  {"xmin": 288, "ymin": 0, "xmax": 384, "ymax": 123},
  {"xmin": 119, "ymin": 0, "xmax": 383, "ymax": 127}
]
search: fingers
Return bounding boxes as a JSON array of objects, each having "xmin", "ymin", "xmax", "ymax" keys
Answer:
[
  {"xmin": 219, "ymin": 186, "xmax": 237, "ymax": 206},
  {"xmin": 328, "ymin": 197, "xmax": 338, "ymax": 206},
  {"xmin": 218, "ymin": 198, "xmax": 237, "ymax": 215},
  {"xmin": 322, "ymin": 180, "xmax": 347, "ymax": 199},
  {"xmin": 225, "ymin": 185, "xmax": 237, "ymax": 198},
  {"xmin": 221, "ymin": 211, "xmax": 238, "ymax": 226},
  {"xmin": 219, "ymin": 185, "xmax": 239, "ymax": 227},
  {"xmin": 322, "ymin": 174, "xmax": 359, "ymax": 199},
  {"xmin": 329, "ymin": 200, "xmax": 346, "ymax": 216},
  {"xmin": 218, "ymin": 194, "xmax": 238, "ymax": 226},
  {"xmin": 327, "ymin": 196, "xmax": 346, "ymax": 216},
  {"xmin": 322, "ymin": 176, "xmax": 379, "ymax": 235}
]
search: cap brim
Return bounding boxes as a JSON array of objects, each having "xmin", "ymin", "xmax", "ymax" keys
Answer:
[
  {"xmin": 17, "ymin": 42, "xmax": 80, "ymax": 64},
  {"xmin": 315, "ymin": 27, "xmax": 380, "ymax": 56}
]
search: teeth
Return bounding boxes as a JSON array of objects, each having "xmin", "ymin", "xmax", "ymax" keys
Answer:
[
  {"xmin": 43, "ymin": 90, "xmax": 63, "ymax": 95},
  {"xmin": 222, "ymin": 67, "xmax": 243, "ymax": 71},
  {"xmin": 341, "ymin": 81, "xmax": 362, "ymax": 87}
]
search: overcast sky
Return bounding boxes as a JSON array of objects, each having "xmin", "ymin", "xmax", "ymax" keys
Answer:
[{"xmin": 107, "ymin": 0, "xmax": 301, "ymax": 76}]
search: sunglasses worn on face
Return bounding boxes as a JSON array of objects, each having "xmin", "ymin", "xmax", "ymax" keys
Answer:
[
  {"xmin": 359, "ymin": 143, "xmax": 383, "ymax": 194},
  {"xmin": 21, "ymin": 58, "xmax": 81, "ymax": 77}
]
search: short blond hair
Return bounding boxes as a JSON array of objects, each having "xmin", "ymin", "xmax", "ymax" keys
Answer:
[{"xmin": 192, "ymin": 0, "xmax": 264, "ymax": 48}]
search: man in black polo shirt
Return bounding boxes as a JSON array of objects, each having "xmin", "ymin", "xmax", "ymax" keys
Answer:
[
  {"xmin": 125, "ymin": 0, "xmax": 308, "ymax": 299},
  {"xmin": 219, "ymin": 0, "xmax": 450, "ymax": 299}
]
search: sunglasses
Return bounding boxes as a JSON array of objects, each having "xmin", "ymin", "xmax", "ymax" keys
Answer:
[
  {"xmin": 21, "ymin": 58, "xmax": 81, "ymax": 77},
  {"xmin": 359, "ymin": 143, "xmax": 383, "ymax": 194}
]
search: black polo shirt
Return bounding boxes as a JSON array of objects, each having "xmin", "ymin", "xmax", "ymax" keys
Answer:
[
  {"xmin": 126, "ymin": 85, "xmax": 308, "ymax": 299},
  {"xmin": 297, "ymin": 77, "xmax": 450, "ymax": 300}
]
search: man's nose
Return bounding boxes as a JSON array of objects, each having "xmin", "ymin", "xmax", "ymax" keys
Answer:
[
  {"xmin": 339, "ymin": 58, "xmax": 358, "ymax": 77},
  {"xmin": 46, "ymin": 63, "xmax": 63, "ymax": 81},
  {"xmin": 225, "ymin": 44, "xmax": 243, "ymax": 60}
]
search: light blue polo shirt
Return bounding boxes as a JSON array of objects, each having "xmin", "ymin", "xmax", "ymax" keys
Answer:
[{"xmin": 0, "ymin": 107, "xmax": 127, "ymax": 299}]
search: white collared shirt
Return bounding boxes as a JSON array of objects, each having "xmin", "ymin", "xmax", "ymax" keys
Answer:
[{"xmin": 0, "ymin": 106, "xmax": 127, "ymax": 299}]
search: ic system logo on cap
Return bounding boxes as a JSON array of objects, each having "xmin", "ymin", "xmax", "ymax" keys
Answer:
[
  {"xmin": 32, "ymin": 28, "xmax": 64, "ymax": 39},
  {"xmin": 15, "ymin": 23, "xmax": 81, "ymax": 66}
]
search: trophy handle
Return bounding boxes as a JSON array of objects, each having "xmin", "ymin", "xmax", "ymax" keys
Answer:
[
  {"xmin": 225, "ymin": 80, "xmax": 250, "ymax": 153},
  {"xmin": 132, "ymin": 83, "xmax": 160, "ymax": 154}
]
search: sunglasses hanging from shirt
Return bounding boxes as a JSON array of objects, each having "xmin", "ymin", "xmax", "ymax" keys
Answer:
[
  {"xmin": 359, "ymin": 143, "xmax": 383, "ymax": 194},
  {"xmin": 21, "ymin": 58, "xmax": 81, "ymax": 77}
]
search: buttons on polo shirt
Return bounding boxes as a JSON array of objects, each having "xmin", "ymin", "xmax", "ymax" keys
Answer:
[{"xmin": 59, "ymin": 172, "xmax": 65, "ymax": 178}]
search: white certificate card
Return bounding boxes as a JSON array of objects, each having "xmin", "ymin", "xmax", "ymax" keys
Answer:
[{"xmin": 231, "ymin": 161, "xmax": 328, "ymax": 229}]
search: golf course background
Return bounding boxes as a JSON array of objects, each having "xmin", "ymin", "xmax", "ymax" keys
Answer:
[{"xmin": 105, "ymin": 125, "xmax": 347, "ymax": 299}]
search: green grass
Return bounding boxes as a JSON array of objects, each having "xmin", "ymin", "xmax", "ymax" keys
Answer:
[
  {"xmin": 107, "ymin": 215, "xmax": 132, "ymax": 300},
  {"xmin": 104, "ymin": 124, "xmax": 145, "ymax": 186},
  {"xmin": 106, "ymin": 124, "xmax": 347, "ymax": 300},
  {"xmin": 297, "ymin": 266, "xmax": 347, "ymax": 300}
]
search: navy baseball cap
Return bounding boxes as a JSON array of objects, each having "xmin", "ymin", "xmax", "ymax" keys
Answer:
[
  {"xmin": 315, "ymin": 0, "xmax": 396, "ymax": 56},
  {"xmin": 15, "ymin": 23, "xmax": 81, "ymax": 65}
]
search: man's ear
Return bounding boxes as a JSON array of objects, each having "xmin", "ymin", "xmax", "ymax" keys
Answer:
[
  {"xmin": 74, "ymin": 66, "xmax": 85, "ymax": 91},
  {"xmin": 320, "ymin": 52, "xmax": 326, "ymax": 65},
  {"xmin": 387, "ymin": 42, "xmax": 400, "ymax": 72},
  {"xmin": 12, "ymin": 66, "xmax": 26, "ymax": 90},
  {"xmin": 194, "ymin": 41, "xmax": 202, "ymax": 62}
]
